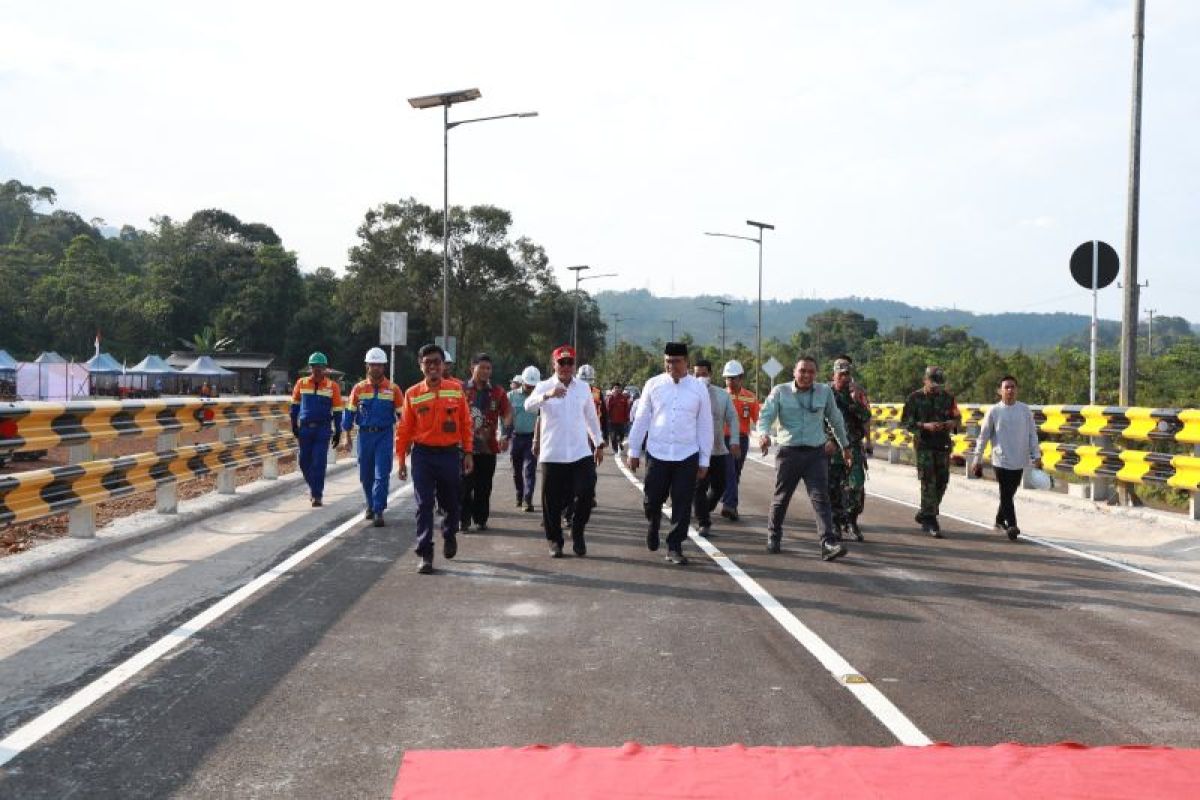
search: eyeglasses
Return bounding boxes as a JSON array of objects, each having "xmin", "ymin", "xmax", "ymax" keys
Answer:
[{"xmin": 557, "ymin": 359, "xmax": 575, "ymax": 366}]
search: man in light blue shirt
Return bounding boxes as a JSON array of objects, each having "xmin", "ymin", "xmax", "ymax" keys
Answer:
[
  {"xmin": 756, "ymin": 355, "xmax": 851, "ymax": 561},
  {"xmin": 505, "ymin": 366, "xmax": 542, "ymax": 512}
]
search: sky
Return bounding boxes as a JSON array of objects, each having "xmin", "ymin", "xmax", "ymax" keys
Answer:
[{"xmin": 1, "ymin": 1, "xmax": 1196, "ymax": 324}]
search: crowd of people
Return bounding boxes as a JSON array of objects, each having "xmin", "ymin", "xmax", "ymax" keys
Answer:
[{"xmin": 287, "ymin": 343, "xmax": 1044, "ymax": 574}]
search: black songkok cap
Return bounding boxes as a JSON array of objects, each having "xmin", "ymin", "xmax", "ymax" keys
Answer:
[{"xmin": 663, "ymin": 342, "xmax": 688, "ymax": 357}]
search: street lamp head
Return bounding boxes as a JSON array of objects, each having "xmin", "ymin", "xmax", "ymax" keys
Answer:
[
  {"xmin": 407, "ymin": 88, "xmax": 482, "ymax": 109},
  {"xmin": 746, "ymin": 220, "xmax": 775, "ymax": 230},
  {"xmin": 517, "ymin": 112, "xmax": 539, "ymax": 118}
]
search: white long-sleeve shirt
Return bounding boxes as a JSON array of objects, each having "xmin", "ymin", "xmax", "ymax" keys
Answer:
[
  {"xmin": 627, "ymin": 372, "xmax": 713, "ymax": 467},
  {"xmin": 972, "ymin": 401, "xmax": 1040, "ymax": 470},
  {"xmin": 524, "ymin": 376, "xmax": 603, "ymax": 463}
]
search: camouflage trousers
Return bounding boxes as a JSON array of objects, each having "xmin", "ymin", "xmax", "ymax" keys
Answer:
[
  {"xmin": 915, "ymin": 448, "xmax": 950, "ymax": 521},
  {"xmin": 828, "ymin": 446, "xmax": 866, "ymax": 523}
]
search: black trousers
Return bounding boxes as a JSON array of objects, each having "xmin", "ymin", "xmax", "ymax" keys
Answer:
[
  {"xmin": 644, "ymin": 452, "xmax": 700, "ymax": 551},
  {"xmin": 995, "ymin": 467, "xmax": 1023, "ymax": 528},
  {"xmin": 693, "ymin": 453, "xmax": 728, "ymax": 527},
  {"xmin": 461, "ymin": 452, "xmax": 497, "ymax": 526},
  {"xmin": 542, "ymin": 457, "xmax": 596, "ymax": 544}
]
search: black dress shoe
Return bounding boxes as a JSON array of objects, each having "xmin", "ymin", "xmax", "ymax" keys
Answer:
[
  {"xmin": 1006, "ymin": 525, "xmax": 1021, "ymax": 541},
  {"xmin": 929, "ymin": 517, "xmax": 941, "ymax": 537},
  {"xmin": 364, "ymin": 509, "xmax": 374, "ymax": 520},
  {"xmin": 417, "ymin": 558, "xmax": 434, "ymax": 575},
  {"xmin": 524, "ymin": 502, "xmax": 535, "ymax": 512},
  {"xmin": 719, "ymin": 507, "xmax": 735, "ymax": 521},
  {"xmin": 311, "ymin": 497, "xmax": 323, "ymax": 508},
  {"xmin": 697, "ymin": 524, "xmax": 711, "ymax": 538},
  {"xmin": 821, "ymin": 540, "xmax": 848, "ymax": 561},
  {"xmin": 646, "ymin": 529, "xmax": 660, "ymax": 552},
  {"xmin": 665, "ymin": 549, "xmax": 688, "ymax": 565},
  {"xmin": 373, "ymin": 512, "xmax": 385, "ymax": 527},
  {"xmin": 766, "ymin": 536, "xmax": 782, "ymax": 554},
  {"xmin": 549, "ymin": 541, "xmax": 564, "ymax": 558},
  {"xmin": 443, "ymin": 535, "xmax": 458, "ymax": 560},
  {"xmin": 848, "ymin": 520, "xmax": 864, "ymax": 542},
  {"xmin": 572, "ymin": 534, "xmax": 587, "ymax": 557}
]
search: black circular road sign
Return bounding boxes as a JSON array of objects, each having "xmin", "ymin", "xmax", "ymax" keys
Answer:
[{"xmin": 1070, "ymin": 240, "xmax": 1119, "ymax": 289}]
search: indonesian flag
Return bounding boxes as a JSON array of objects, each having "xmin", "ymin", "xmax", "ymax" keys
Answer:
[{"xmin": 94, "ymin": 330, "xmax": 101, "ymax": 357}]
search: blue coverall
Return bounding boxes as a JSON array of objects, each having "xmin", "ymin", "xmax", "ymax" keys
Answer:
[{"xmin": 343, "ymin": 377, "xmax": 402, "ymax": 513}]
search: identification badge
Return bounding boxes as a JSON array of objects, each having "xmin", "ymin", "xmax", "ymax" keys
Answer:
[{"xmin": 442, "ymin": 421, "xmax": 457, "ymax": 433}]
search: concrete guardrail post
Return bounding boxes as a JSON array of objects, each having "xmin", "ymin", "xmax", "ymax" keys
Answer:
[
  {"xmin": 1192, "ymin": 445, "xmax": 1200, "ymax": 522},
  {"xmin": 216, "ymin": 424, "xmax": 237, "ymax": 495},
  {"xmin": 156, "ymin": 432, "xmax": 179, "ymax": 513},
  {"xmin": 261, "ymin": 419, "xmax": 279, "ymax": 479},
  {"xmin": 965, "ymin": 419, "xmax": 980, "ymax": 479},
  {"xmin": 1091, "ymin": 435, "xmax": 1115, "ymax": 502},
  {"xmin": 67, "ymin": 442, "xmax": 96, "ymax": 538}
]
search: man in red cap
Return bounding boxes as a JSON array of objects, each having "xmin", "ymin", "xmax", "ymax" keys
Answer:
[{"xmin": 524, "ymin": 345, "xmax": 605, "ymax": 558}]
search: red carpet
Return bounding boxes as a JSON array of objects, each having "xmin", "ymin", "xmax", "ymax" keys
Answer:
[{"xmin": 393, "ymin": 742, "xmax": 1200, "ymax": 799}]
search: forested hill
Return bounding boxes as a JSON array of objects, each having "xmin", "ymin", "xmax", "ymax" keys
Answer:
[{"xmin": 595, "ymin": 290, "xmax": 1125, "ymax": 352}]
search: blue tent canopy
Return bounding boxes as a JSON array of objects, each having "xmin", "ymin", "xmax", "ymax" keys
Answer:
[
  {"xmin": 0, "ymin": 349, "xmax": 17, "ymax": 371},
  {"xmin": 85, "ymin": 352, "xmax": 124, "ymax": 374}
]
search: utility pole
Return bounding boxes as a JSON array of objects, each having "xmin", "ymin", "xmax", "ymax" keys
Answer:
[
  {"xmin": 663, "ymin": 319, "xmax": 678, "ymax": 341},
  {"xmin": 1119, "ymin": 0, "xmax": 1147, "ymax": 405},
  {"xmin": 899, "ymin": 315, "xmax": 911, "ymax": 347},
  {"xmin": 1145, "ymin": 308, "xmax": 1156, "ymax": 357},
  {"xmin": 699, "ymin": 301, "xmax": 732, "ymax": 359},
  {"xmin": 608, "ymin": 313, "xmax": 622, "ymax": 350}
]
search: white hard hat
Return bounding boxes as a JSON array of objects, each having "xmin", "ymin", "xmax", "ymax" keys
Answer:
[
  {"xmin": 722, "ymin": 359, "xmax": 745, "ymax": 378},
  {"xmin": 512, "ymin": 374, "xmax": 523, "ymax": 384},
  {"xmin": 364, "ymin": 347, "xmax": 388, "ymax": 364},
  {"xmin": 578, "ymin": 364, "xmax": 596, "ymax": 383},
  {"xmin": 521, "ymin": 366, "xmax": 541, "ymax": 385}
]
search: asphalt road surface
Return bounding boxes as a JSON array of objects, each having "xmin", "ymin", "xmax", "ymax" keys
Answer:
[{"xmin": 2, "ymin": 451, "xmax": 1199, "ymax": 798}]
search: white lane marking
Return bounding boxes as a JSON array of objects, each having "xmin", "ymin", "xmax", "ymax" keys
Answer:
[
  {"xmin": 745, "ymin": 454, "xmax": 1200, "ymax": 596},
  {"xmin": 614, "ymin": 456, "xmax": 931, "ymax": 746},
  {"xmin": 0, "ymin": 484, "xmax": 414, "ymax": 768}
]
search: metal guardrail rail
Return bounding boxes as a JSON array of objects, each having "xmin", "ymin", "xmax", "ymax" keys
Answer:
[
  {"xmin": 0, "ymin": 397, "xmax": 298, "ymax": 536},
  {"xmin": 870, "ymin": 403, "xmax": 1200, "ymax": 517}
]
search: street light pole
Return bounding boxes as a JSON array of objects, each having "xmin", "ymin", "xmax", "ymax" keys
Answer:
[
  {"xmin": 569, "ymin": 265, "xmax": 589, "ymax": 350},
  {"xmin": 704, "ymin": 221, "xmax": 774, "ymax": 398},
  {"xmin": 700, "ymin": 300, "xmax": 732, "ymax": 359},
  {"xmin": 408, "ymin": 88, "xmax": 537, "ymax": 345}
]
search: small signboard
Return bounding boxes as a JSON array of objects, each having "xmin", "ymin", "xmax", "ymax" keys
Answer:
[
  {"xmin": 380, "ymin": 311, "xmax": 408, "ymax": 346},
  {"xmin": 762, "ymin": 356, "xmax": 784, "ymax": 379}
]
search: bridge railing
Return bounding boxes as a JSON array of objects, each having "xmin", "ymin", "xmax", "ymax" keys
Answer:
[
  {"xmin": 0, "ymin": 397, "xmax": 299, "ymax": 536},
  {"xmin": 870, "ymin": 403, "xmax": 1200, "ymax": 520}
]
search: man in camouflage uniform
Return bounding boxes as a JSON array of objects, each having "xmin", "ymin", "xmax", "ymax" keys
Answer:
[
  {"xmin": 828, "ymin": 358, "xmax": 872, "ymax": 541},
  {"xmin": 901, "ymin": 365, "xmax": 960, "ymax": 537}
]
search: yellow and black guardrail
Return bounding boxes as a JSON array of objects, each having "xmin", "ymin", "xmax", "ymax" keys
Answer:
[
  {"xmin": 0, "ymin": 397, "xmax": 291, "ymax": 453},
  {"xmin": 0, "ymin": 430, "xmax": 296, "ymax": 526},
  {"xmin": 870, "ymin": 403, "xmax": 1200, "ymax": 493}
]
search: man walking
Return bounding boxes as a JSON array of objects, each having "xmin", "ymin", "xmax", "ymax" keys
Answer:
[
  {"xmin": 719, "ymin": 359, "xmax": 759, "ymax": 522},
  {"xmin": 971, "ymin": 375, "xmax": 1042, "ymax": 540},
  {"xmin": 756, "ymin": 356, "xmax": 851, "ymax": 561},
  {"xmin": 828, "ymin": 357, "xmax": 873, "ymax": 541},
  {"xmin": 396, "ymin": 344, "xmax": 474, "ymax": 575},
  {"xmin": 461, "ymin": 353, "xmax": 512, "ymax": 532},
  {"xmin": 341, "ymin": 347, "xmax": 402, "ymax": 526},
  {"xmin": 290, "ymin": 351, "xmax": 343, "ymax": 507},
  {"xmin": 605, "ymin": 381, "xmax": 632, "ymax": 453},
  {"xmin": 692, "ymin": 359, "xmax": 739, "ymax": 538},
  {"xmin": 525, "ymin": 346, "xmax": 605, "ymax": 557},
  {"xmin": 901, "ymin": 365, "xmax": 960, "ymax": 537},
  {"xmin": 627, "ymin": 342, "xmax": 712, "ymax": 566},
  {"xmin": 506, "ymin": 366, "xmax": 541, "ymax": 512}
]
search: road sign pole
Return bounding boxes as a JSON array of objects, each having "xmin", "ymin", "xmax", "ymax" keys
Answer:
[
  {"xmin": 1091, "ymin": 240, "xmax": 1098, "ymax": 405},
  {"xmin": 390, "ymin": 343, "xmax": 395, "ymax": 386}
]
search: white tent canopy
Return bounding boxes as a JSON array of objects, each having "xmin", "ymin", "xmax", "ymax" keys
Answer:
[{"xmin": 84, "ymin": 352, "xmax": 124, "ymax": 374}]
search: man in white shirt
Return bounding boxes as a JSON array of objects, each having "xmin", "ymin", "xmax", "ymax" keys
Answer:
[
  {"xmin": 627, "ymin": 342, "xmax": 713, "ymax": 565},
  {"xmin": 971, "ymin": 375, "xmax": 1042, "ymax": 540},
  {"xmin": 525, "ymin": 345, "xmax": 605, "ymax": 558}
]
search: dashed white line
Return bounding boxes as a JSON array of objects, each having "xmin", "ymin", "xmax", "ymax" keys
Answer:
[
  {"xmin": 0, "ymin": 484, "xmax": 413, "ymax": 768},
  {"xmin": 614, "ymin": 455, "xmax": 931, "ymax": 746}
]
